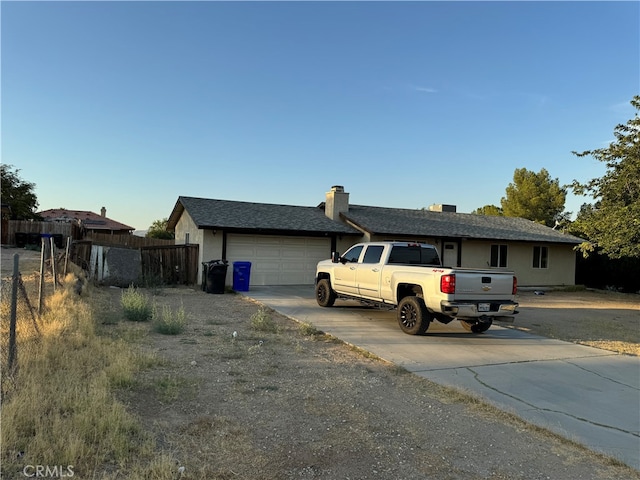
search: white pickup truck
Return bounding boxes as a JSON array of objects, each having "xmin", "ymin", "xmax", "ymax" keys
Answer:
[{"xmin": 315, "ymin": 242, "xmax": 518, "ymax": 335}]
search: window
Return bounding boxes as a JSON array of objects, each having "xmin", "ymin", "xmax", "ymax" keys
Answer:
[
  {"xmin": 490, "ymin": 244, "xmax": 508, "ymax": 268},
  {"xmin": 388, "ymin": 245, "xmax": 440, "ymax": 266},
  {"xmin": 533, "ymin": 246, "xmax": 548, "ymax": 269},
  {"xmin": 342, "ymin": 245, "xmax": 363, "ymax": 263},
  {"xmin": 362, "ymin": 245, "xmax": 384, "ymax": 264}
]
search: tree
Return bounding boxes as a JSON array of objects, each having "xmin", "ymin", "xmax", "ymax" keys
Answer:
[
  {"xmin": 146, "ymin": 218, "xmax": 175, "ymax": 240},
  {"xmin": 0, "ymin": 164, "xmax": 40, "ymax": 219},
  {"xmin": 473, "ymin": 205, "xmax": 503, "ymax": 216},
  {"xmin": 500, "ymin": 168, "xmax": 566, "ymax": 227},
  {"xmin": 570, "ymin": 96, "xmax": 640, "ymax": 259}
]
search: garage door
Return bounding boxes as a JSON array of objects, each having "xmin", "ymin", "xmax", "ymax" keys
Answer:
[{"xmin": 226, "ymin": 234, "xmax": 331, "ymax": 285}]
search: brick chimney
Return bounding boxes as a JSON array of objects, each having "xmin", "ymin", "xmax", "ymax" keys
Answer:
[
  {"xmin": 325, "ymin": 185, "xmax": 349, "ymax": 220},
  {"xmin": 428, "ymin": 204, "xmax": 457, "ymax": 213},
  {"xmin": 100, "ymin": 207, "xmax": 106, "ymax": 217}
]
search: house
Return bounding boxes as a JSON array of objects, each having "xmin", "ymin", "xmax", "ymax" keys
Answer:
[
  {"xmin": 167, "ymin": 186, "xmax": 584, "ymax": 288},
  {"xmin": 38, "ymin": 207, "xmax": 135, "ymax": 235}
]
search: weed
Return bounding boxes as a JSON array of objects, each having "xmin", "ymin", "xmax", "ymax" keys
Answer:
[
  {"xmin": 152, "ymin": 304, "xmax": 186, "ymax": 335},
  {"xmin": 298, "ymin": 322, "xmax": 323, "ymax": 337},
  {"xmin": 250, "ymin": 307, "xmax": 279, "ymax": 333},
  {"xmin": 121, "ymin": 285, "xmax": 152, "ymax": 322}
]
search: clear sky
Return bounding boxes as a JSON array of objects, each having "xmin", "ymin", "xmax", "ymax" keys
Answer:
[{"xmin": 2, "ymin": 1, "xmax": 638, "ymax": 232}]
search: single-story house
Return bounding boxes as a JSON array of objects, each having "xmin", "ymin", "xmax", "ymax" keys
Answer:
[
  {"xmin": 167, "ymin": 186, "xmax": 584, "ymax": 288},
  {"xmin": 38, "ymin": 207, "xmax": 135, "ymax": 235}
]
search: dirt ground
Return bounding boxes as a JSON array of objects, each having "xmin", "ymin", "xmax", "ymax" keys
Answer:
[
  {"xmin": 94, "ymin": 283, "xmax": 638, "ymax": 480},
  {"xmin": 2, "ymin": 247, "xmax": 639, "ymax": 479}
]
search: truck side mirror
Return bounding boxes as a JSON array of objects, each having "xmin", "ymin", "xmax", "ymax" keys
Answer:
[{"xmin": 331, "ymin": 251, "xmax": 340, "ymax": 263}]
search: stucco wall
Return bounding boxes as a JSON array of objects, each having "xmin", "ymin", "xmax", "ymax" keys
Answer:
[
  {"xmin": 460, "ymin": 240, "xmax": 576, "ymax": 286},
  {"xmin": 175, "ymin": 211, "xmax": 213, "ymax": 284},
  {"xmin": 333, "ymin": 236, "xmax": 577, "ymax": 287}
]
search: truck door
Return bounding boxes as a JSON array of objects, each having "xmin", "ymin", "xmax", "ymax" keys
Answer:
[
  {"xmin": 333, "ymin": 245, "xmax": 363, "ymax": 294},
  {"xmin": 356, "ymin": 245, "xmax": 384, "ymax": 299}
]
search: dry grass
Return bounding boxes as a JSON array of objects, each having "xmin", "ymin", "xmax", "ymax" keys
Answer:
[
  {"xmin": 2, "ymin": 265, "xmax": 637, "ymax": 479},
  {"xmin": 0, "ymin": 274, "xmax": 181, "ymax": 479}
]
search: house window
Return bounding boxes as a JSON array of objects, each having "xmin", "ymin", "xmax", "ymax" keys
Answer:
[
  {"xmin": 533, "ymin": 246, "xmax": 549, "ymax": 269},
  {"xmin": 490, "ymin": 244, "xmax": 508, "ymax": 268}
]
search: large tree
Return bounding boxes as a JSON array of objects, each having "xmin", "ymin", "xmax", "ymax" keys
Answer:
[
  {"xmin": 473, "ymin": 205, "xmax": 503, "ymax": 216},
  {"xmin": 570, "ymin": 96, "xmax": 640, "ymax": 259},
  {"xmin": 0, "ymin": 164, "xmax": 40, "ymax": 219},
  {"xmin": 500, "ymin": 168, "xmax": 566, "ymax": 227},
  {"xmin": 146, "ymin": 218, "xmax": 175, "ymax": 240}
]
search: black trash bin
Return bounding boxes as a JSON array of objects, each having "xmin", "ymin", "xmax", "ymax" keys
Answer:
[
  {"xmin": 27, "ymin": 232, "xmax": 41, "ymax": 245},
  {"xmin": 15, "ymin": 232, "xmax": 27, "ymax": 248},
  {"xmin": 52, "ymin": 234, "xmax": 64, "ymax": 249},
  {"xmin": 202, "ymin": 260, "xmax": 228, "ymax": 294}
]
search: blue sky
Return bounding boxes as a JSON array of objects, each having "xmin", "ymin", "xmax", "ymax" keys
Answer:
[{"xmin": 2, "ymin": 1, "xmax": 638, "ymax": 232}]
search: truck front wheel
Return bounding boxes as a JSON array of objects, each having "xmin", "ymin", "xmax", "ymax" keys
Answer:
[
  {"xmin": 316, "ymin": 279, "xmax": 336, "ymax": 307},
  {"xmin": 397, "ymin": 296, "xmax": 430, "ymax": 335}
]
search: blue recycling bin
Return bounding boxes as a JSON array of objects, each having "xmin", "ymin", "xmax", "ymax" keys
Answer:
[{"xmin": 233, "ymin": 261, "xmax": 252, "ymax": 291}]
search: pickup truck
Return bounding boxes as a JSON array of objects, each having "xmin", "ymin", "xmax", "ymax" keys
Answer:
[{"xmin": 315, "ymin": 242, "xmax": 518, "ymax": 335}]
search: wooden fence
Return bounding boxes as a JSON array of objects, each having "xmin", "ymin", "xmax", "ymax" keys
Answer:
[
  {"xmin": 71, "ymin": 240, "xmax": 199, "ymax": 286},
  {"xmin": 86, "ymin": 233, "xmax": 174, "ymax": 248},
  {"xmin": 6, "ymin": 221, "xmax": 78, "ymax": 246},
  {"xmin": 140, "ymin": 245, "xmax": 200, "ymax": 285}
]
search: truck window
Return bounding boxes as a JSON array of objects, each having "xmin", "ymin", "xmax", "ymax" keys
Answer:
[
  {"xmin": 388, "ymin": 245, "xmax": 440, "ymax": 266},
  {"xmin": 342, "ymin": 245, "xmax": 364, "ymax": 263},
  {"xmin": 362, "ymin": 245, "xmax": 384, "ymax": 264}
]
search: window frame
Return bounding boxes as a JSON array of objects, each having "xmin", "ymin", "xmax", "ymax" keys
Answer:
[
  {"xmin": 533, "ymin": 245, "xmax": 549, "ymax": 269},
  {"xmin": 490, "ymin": 244, "xmax": 508, "ymax": 268},
  {"xmin": 362, "ymin": 245, "xmax": 384, "ymax": 264}
]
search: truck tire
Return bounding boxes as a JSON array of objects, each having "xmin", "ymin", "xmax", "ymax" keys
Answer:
[
  {"xmin": 316, "ymin": 279, "xmax": 336, "ymax": 307},
  {"xmin": 460, "ymin": 319, "xmax": 492, "ymax": 333},
  {"xmin": 397, "ymin": 296, "xmax": 430, "ymax": 335}
]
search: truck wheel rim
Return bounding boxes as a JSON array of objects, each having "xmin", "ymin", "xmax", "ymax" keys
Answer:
[
  {"xmin": 400, "ymin": 304, "xmax": 417, "ymax": 328},
  {"xmin": 317, "ymin": 285, "xmax": 327, "ymax": 303}
]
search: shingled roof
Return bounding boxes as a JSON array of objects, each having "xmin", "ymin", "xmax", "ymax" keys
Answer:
[
  {"xmin": 38, "ymin": 208, "xmax": 134, "ymax": 232},
  {"xmin": 169, "ymin": 195, "xmax": 583, "ymax": 245},
  {"xmin": 168, "ymin": 196, "xmax": 361, "ymax": 235},
  {"xmin": 341, "ymin": 205, "xmax": 584, "ymax": 244}
]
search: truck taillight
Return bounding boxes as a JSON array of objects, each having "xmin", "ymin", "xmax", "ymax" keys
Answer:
[
  {"xmin": 513, "ymin": 276, "xmax": 518, "ymax": 295},
  {"xmin": 441, "ymin": 274, "xmax": 456, "ymax": 294}
]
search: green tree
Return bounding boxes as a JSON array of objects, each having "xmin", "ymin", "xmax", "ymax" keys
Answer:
[
  {"xmin": 570, "ymin": 96, "xmax": 640, "ymax": 259},
  {"xmin": 500, "ymin": 168, "xmax": 566, "ymax": 227},
  {"xmin": 0, "ymin": 164, "xmax": 40, "ymax": 219},
  {"xmin": 146, "ymin": 218, "xmax": 175, "ymax": 240},
  {"xmin": 473, "ymin": 205, "xmax": 503, "ymax": 216}
]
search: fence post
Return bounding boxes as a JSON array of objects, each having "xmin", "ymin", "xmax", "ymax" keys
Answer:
[
  {"xmin": 64, "ymin": 237, "xmax": 71, "ymax": 276},
  {"xmin": 38, "ymin": 238, "xmax": 46, "ymax": 315},
  {"xmin": 8, "ymin": 254, "xmax": 19, "ymax": 372},
  {"xmin": 50, "ymin": 237, "xmax": 57, "ymax": 292}
]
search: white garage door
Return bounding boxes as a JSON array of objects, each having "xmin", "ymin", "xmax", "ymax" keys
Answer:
[{"xmin": 226, "ymin": 234, "xmax": 331, "ymax": 285}]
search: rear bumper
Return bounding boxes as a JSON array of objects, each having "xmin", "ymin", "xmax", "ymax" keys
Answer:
[{"xmin": 440, "ymin": 300, "xmax": 519, "ymax": 319}]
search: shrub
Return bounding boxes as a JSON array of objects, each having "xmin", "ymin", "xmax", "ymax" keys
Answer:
[{"xmin": 121, "ymin": 286, "xmax": 152, "ymax": 322}]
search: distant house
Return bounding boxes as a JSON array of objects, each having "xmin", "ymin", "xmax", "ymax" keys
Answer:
[
  {"xmin": 38, "ymin": 207, "xmax": 135, "ymax": 235},
  {"xmin": 167, "ymin": 186, "xmax": 584, "ymax": 288}
]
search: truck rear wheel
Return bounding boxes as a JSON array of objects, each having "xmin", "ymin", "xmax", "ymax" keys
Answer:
[
  {"xmin": 315, "ymin": 279, "xmax": 336, "ymax": 307},
  {"xmin": 460, "ymin": 319, "xmax": 492, "ymax": 333},
  {"xmin": 397, "ymin": 296, "xmax": 430, "ymax": 335}
]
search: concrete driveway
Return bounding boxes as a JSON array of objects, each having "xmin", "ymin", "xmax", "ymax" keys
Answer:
[{"xmin": 243, "ymin": 285, "xmax": 640, "ymax": 471}]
